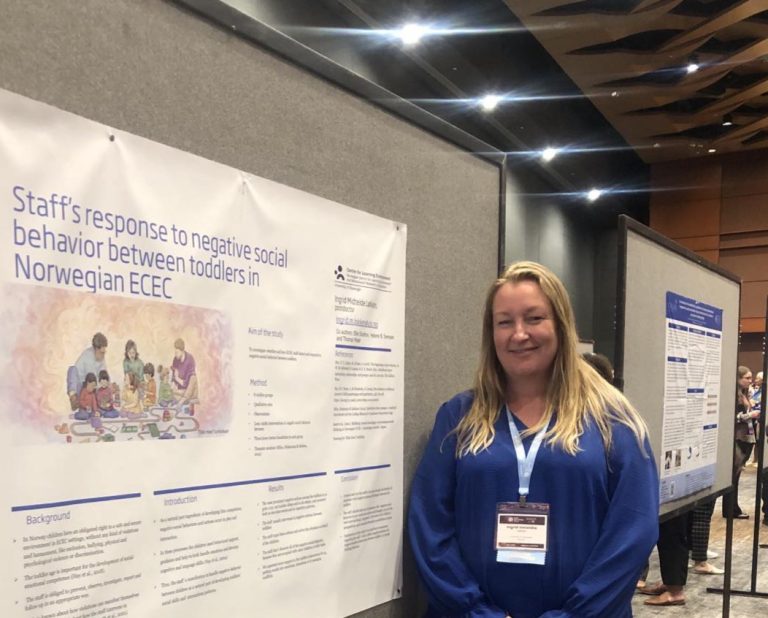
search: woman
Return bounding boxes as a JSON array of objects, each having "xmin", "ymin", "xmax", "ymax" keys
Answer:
[
  {"xmin": 726, "ymin": 366, "xmax": 759, "ymax": 518},
  {"xmin": 409, "ymin": 261, "xmax": 659, "ymax": 618}
]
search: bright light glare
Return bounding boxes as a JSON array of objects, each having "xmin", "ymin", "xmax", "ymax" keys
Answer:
[
  {"xmin": 541, "ymin": 147, "xmax": 559, "ymax": 162},
  {"xmin": 587, "ymin": 188, "xmax": 603, "ymax": 202},
  {"xmin": 686, "ymin": 62, "xmax": 699, "ymax": 74},
  {"xmin": 398, "ymin": 23, "xmax": 429, "ymax": 46},
  {"xmin": 479, "ymin": 94, "xmax": 501, "ymax": 112},
  {"xmin": 708, "ymin": 148, "xmax": 717, "ymax": 153}
]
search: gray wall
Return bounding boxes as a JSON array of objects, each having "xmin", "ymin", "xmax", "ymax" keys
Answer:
[
  {"xmin": 593, "ymin": 229, "xmax": 620, "ymax": 363},
  {"xmin": 0, "ymin": 1, "xmax": 501, "ymax": 616},
  {"xmin": 504, "ymin": 166, "xmax": 596, "ymax": 342}
]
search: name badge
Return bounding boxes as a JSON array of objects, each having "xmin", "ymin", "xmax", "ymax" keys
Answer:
[{"xmin": 495, "ymin": 501, "xmax": 549, "ymax": 565}]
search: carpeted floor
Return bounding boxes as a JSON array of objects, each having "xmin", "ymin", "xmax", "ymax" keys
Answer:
[{"xmin": 633, "ymin": 464, "xmax": 768, "ymax": 617}]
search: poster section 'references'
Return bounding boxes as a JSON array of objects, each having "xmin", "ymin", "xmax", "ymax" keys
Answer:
[
  {"xmin": 0, "ymin": 88, "xmax": 405, "ymax": 618},
  {"xmin": 660, "ymin": 291, "xmax": 722, "ymax": 504}
]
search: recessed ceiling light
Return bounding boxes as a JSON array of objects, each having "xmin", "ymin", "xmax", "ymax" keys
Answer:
[
  {"xmin": 708, "ymin": 148, "xmax": 717, "ymax": 153},
  {"xmin": 722, "ymin": 114, "xmax": 734, "ymax": 127},
  {"xmin": 653, "ymin": 143, "xmax": 661, "ymax": 148},
  {"xmin": 541, "ymin": 147, "xmax": 559, "ymax": 162},
  {"xmin": 397, "ymin": 23, "xmax": 429, "ymax": 46},
  {"xmin": 587, "ymin": 188, "xmax": 603, "ymax": 202},
  {"xmin": 611, "ymin": 91, "xmax": 619, "ymax": 97},
  {"xmin": 685, "ymin": 53, "xmax": 700, "ymax": 75},
  {"xmin": 479, "ymin": 94, "xmax": 501, "ymax": 112}
]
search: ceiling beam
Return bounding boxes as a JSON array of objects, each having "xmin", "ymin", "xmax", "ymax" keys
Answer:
[{"xmin": 659, "ymin": 0, "xmax": 763, "ymax": 52}]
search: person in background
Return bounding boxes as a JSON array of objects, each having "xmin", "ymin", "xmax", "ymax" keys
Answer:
[
  {"xmin": 639, "ymin": 515, "xmax": 688, "ymax": 607},
  {"xmin": 409, "ymin": 261, "xmax": 658, "ymax": 618},
  {"xmin": 748, "ymin": 371, "xmax": 763, "ymax": 467},
  {"xmin": 763, "ymin": 467, "xmax": 768, "ymax": 527},
  {"xmin": 755, "ymin": 373, "xmax": 768, "ymax": 526},
  {"xmin": 581, "ymin": 352, "xmax": 614, "ymax": 384},
  {"xmin": 723, "ymin": 366, "xmax": 759, "ymax": 519},
  {"xmin": 750, "ymin": 371, "xmax": 763, "ymax": 405},
  {"xmin": 687, "ymin": 500, "xmax": 723, "ymax": 575}
]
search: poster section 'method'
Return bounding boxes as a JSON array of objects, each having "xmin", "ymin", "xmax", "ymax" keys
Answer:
[
  {"xmin": 0, "ymin": 88, "xmax": 406, "ymax": 618},
  {"xmin": 660, "ymin": 292, "xmax": 722, "ymax": 504}
]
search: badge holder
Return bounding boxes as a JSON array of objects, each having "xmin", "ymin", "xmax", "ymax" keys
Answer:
[
  {"xmin": 497, "ymin": 407, "xmax": 550, "ymax": 565},
  {"xmin": 495, "ymin": 500, "xmax": 549, "ymax": 565}
]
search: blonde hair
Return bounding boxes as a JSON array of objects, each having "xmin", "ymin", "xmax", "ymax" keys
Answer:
[{"xmin": 454, "ymin": 261, "xmax": 648, "ymax": 457}]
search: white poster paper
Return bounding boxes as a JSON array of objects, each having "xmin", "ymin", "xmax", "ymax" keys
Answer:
[
  {"xmin": 660, "ymin": 291, "xmax": 722, "ymax": 503},
  {"xmin": 0, "ymin": 89, "xmax": 405, "ymax": 618}
]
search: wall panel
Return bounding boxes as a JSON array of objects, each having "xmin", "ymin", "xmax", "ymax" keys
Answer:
[
  {"xmin": 649, "ymin": 200, "xmax": 721, "ymax": 238},
  {"xmin": 649, "ymin": 151, "xmax": 768, "ymax": 334},
  {"xmin": 0, "ymin": 1, "xmax": 501, "ymax": 616},
  {"xmin": 720, "ymin": 193, "xmax": 768, "ymax": 233}
]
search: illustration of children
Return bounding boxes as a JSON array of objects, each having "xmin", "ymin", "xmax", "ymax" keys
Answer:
[
  {"xmin": 96, "ymin": 370, "xmax": 118, "ymax": 418},
  {"xmin": 121, "ymin": 372, "xmax": 143, "ymax": 420},
  {"xmin": 112, "ymin": 381, "xmax": 121, "ymax": 408},
  {"xmin": 74, "ymin": 372, "xmax": 98, "ymax": 421},
  {"xmin": 123, "ymin": 340, "xmax": 145, "ymax": 387},
  {"xmin": 90, "ymin": 409, "xmax": 103, "ymax": 431},
  {"xmin": 157, "ymin": 365, "xmax": 174, "ymax": 407},
  {"xmin": 143, "ymin": 362, "xmax": 157, "ymax": 407}
]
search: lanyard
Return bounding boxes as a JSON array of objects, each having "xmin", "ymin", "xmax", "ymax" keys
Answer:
[{"xmin": 506, "ymin": 406, "xmax": 548, "ymax": 504}]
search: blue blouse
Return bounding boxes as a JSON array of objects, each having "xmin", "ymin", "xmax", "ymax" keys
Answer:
[{"xmin": 409, "ymin": 391, "xmax": 659, "ymax": 618}]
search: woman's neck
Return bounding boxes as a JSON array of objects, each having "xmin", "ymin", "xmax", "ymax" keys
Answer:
[{"xmin": 506, "ymin": 383, "xmax": 549, "ymax": 428}]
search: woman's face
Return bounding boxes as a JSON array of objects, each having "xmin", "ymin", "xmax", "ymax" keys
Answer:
[
  {"xmin": 128, "ymin": 346, "xmax": 136, "ymax": 360},
  {"xmin": 739, "ymin": 372, "xmax": 752, "ymax": 391},
  {"xmin": 492, "ymin": 280, "xmax": 558, "ymax": 387}
]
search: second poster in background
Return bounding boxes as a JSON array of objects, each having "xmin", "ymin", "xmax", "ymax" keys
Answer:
[{"xmin": 660, "ymin": 291, "xmax": 721, "ymax": 503}]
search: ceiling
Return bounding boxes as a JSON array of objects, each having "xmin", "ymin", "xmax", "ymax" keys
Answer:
[
  {"xmin": 502, "ymin": 0, "xmax": 768, "ymax": 163},
  {"xmin": 208, "ymin": 0, "xmax": 652, "ymax": 222},
  {"xmin": 191, "ymin": 0, "xmax": 768, "ymax": 191}
]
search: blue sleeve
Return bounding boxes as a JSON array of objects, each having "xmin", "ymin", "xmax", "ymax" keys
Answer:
[
  {"xmin": 539, "ymin": 424, "xmax": 659, "ymax": 618},
  {"xmin": 408, "ymin": 399, "xmax": 507, "ymax": 618}
]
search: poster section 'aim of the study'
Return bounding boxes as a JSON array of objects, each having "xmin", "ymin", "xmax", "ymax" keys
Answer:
[
  {"xmin": 660, "ymin": 291, "xmax": 722, "ymax": 504},
  {"xmin": 0, "ymin": 88, "xmax": 406, "ymax": 618}
]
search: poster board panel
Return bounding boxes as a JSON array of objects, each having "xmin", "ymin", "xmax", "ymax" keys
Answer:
[
  {"xmin": 0, "ymin": 2, "xmax": 502, "ymax": 615},
  {"xmin": 619, "ymin": 218, "xmax": 740, "ymax": 518}
]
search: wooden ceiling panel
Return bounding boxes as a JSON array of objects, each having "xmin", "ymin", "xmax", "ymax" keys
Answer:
[{"xmin": 504, "ymin": 0, "xmax": 768, "ymax": 163}]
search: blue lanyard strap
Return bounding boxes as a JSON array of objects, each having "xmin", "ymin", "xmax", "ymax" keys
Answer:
[{"xmin": 506, "ymin": 406, "xmax": 548, "ymax": 504}]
